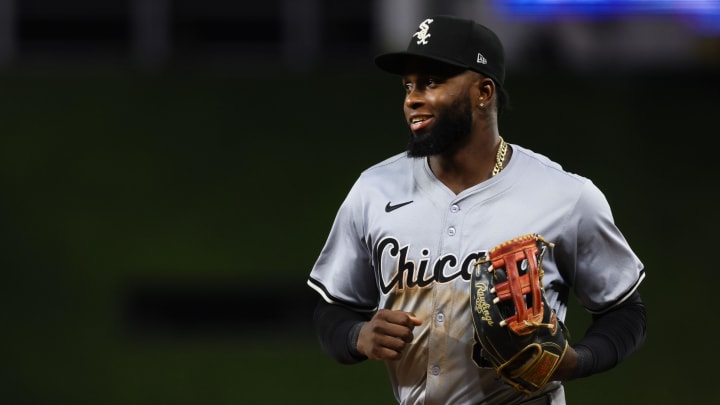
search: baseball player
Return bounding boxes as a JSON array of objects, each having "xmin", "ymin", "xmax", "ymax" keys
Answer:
[{"xmin": 307, "ymin": 15, "xmax": 646, "ymax": 405}]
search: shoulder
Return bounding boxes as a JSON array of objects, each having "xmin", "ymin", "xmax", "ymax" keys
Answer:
[
  {"xmin": 351, "ymin": 152, "xmax": 415, "ymax": 188},
  {"xmin": 506, "ymin": 144, "xmax": 611, "ymax": 215},
  {"xmin": 339, "ymin": 152, "xmax": 414, "ymax": 206},
  {"xmin": 361, "ymin": 152, "xmax": 412, "ymax": 176},
  {"xmin": 511, "ymin": 144, "xmax": 576, "ymax": 175},
  {"xmin": 510, "ymin": 144, "xmax": 588, "ymax": 186}
]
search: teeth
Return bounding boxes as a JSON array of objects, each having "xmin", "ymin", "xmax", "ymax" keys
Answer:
[{"xmin": 412, "ymin": 117, "xmax": 426, "ymax": 124}]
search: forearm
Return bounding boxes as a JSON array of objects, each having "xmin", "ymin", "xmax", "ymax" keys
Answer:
[
  {"xmin": 569, "ymin": 290, "xmax": 647, "ymax": 379},
  {"xmin": 313, "ymin": 298, "xmax": 370, "ymax": 364}
]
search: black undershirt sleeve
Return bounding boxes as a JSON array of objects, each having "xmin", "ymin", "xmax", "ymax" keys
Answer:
[
  {"xmin": 312, "ymin": 290, "xmax": 647, "ymax": 377},
  {"xmin": 570, "ymin": 290, "xmax": 647, "ymax": 379},
  {"xmin": 313, "ymin": 298, "xmax": 371, "ymax": 364}
]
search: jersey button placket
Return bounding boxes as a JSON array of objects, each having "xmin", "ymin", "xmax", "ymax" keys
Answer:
[
  {"xmin": 427, "ymin": 202, "xmax": 459, "ymax": 394},
  {"xmin": 447, "ymin": 204, "xmax": 460, "ymax": 236}
]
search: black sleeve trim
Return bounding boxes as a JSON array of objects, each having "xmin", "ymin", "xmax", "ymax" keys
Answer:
[
  {"xmin": 571, "ymin": 290, "xmax": 647, "ymax": 379},
  {"xmin": 307, "ymin": 277, "xmax": 377, "ymax": 312},
  {"xmin": 589, "ymin": 269, "xmax": 645, "ymax": 315}
]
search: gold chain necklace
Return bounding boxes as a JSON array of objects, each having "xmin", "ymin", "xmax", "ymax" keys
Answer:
[{"xmin": 492, "ymin": 137, "xmax": 508, "ymax": 177}]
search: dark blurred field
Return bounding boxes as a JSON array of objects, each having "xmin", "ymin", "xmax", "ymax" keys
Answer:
[{"xmin": 0, "ymin": 66, "xmax": 717, "ymax": 404}]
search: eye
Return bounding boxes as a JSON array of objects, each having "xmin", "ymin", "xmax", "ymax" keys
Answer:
[
  {"xmin": 424, "ymin": 77, "xmax": 436, "ymax": 87},
  {"xmin": 427, "ymin": 76, "xmax": 446, "ymax": 87},
  {"xmin": 403, "ymin": 82, "xmax": 413, "ymax": 93}
]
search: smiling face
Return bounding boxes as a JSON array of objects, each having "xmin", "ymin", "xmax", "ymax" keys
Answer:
[
  {"xmin": 405, "ymin": 87, "xmax": 473, "ymax": 158},
  {"xmin": 401, "ymin": 61, "xmax": 481, "ymax": 158}
]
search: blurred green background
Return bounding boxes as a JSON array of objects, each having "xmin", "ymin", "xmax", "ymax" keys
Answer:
[
  {"xmin": 1, "ymin": 65, "xmax": 717, "ymax": 404},
  {"xmin": 1, "ymin": 1, "xmax": 719, "ymax": 402}
]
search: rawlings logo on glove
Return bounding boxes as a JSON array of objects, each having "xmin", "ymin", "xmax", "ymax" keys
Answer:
[{"xmin": 470, "ymin": 234, "xmax": 569, "ymax": 394}]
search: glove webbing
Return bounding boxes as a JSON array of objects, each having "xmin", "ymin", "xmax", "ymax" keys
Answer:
[{"xmin": 491, "ymin": 236, "xmax": 545, "ymax": 335}]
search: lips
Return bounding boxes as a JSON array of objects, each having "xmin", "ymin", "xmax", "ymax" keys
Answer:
[{"xmin": 409, "ymin": 115, "xmax": 433, "ymax": 132}]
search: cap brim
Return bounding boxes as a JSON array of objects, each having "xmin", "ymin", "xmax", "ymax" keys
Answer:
[{"xmin": 374, "ymin": 52, "xmax": 469, "ymax": 76}]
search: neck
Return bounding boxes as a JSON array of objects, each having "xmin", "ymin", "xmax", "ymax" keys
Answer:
[{"xmin": 428, "ymin": 135, "xmax": 509, "ymax": 194}]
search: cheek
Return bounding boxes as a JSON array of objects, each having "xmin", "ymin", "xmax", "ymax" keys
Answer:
[{"xmin": 403, "ymin": 105, "xmax": 415, "ymax": 125}]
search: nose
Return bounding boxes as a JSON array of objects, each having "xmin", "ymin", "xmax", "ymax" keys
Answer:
[{"xmin": 405, "ymin": 88, "xmax": 424, "ymax": 110}]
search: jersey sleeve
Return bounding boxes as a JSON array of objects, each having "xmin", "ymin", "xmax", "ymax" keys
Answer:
[
  {"xmin": 558, "ymin": 180, "xmax": 645, "ymax": 314},
  {"xmin": 307, "ymin": 180, "xmax": 379, "ymax": 312}
]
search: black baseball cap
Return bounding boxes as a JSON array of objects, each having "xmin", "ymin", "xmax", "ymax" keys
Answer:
[{"xmin": 375, "ymin": 15, "xmax": 505, "ymax": 86}]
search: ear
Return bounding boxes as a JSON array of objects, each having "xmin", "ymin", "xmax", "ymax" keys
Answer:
[{"xmin": 474, "ymin": 76, "xmax": 495, "ymax": 110}]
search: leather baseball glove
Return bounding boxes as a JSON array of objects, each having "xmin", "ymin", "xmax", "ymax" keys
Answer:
[{"xmin": 470, "ymin": 233, "xmax": 568, "ymax": 393}]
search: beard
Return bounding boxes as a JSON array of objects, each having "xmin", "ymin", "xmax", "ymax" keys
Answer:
[{"xmin": 406, "ymin": 92, "xmax": 473, "ymax": 158}]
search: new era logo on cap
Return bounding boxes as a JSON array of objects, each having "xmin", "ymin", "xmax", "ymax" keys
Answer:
[{"xmin": 374, "ymin": 15, "xmax": 506, "ymax": 86}]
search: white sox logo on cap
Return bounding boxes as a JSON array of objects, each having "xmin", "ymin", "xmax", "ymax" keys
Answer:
[{"xmin": 412, "ymin": 18, "xmax": 434, "ymax": 45}]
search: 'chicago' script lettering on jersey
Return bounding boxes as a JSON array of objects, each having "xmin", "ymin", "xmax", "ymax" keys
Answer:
[{"xmin": 374, "ymin": 236, "xmax": 486, "ymax": 294}]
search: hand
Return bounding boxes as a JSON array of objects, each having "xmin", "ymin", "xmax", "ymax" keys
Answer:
[{"xmin": 356, "ymin": 309, "xmax": 422, "ymax": 361}]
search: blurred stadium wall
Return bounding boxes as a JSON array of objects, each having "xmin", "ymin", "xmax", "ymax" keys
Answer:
[{"xmin": 0, "ymin": 1, "xmax": 717, "ymax": 404}]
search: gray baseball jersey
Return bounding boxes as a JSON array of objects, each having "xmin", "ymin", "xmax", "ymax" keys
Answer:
[{"xmin": 307, "ymin": 144, "xmax": 645, "ymax": 405}]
